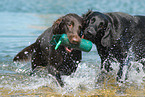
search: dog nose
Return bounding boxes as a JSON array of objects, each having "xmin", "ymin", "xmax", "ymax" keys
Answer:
[{"xmin": 70, "ymin": 37, "xmax": 81, "ymax": 44}]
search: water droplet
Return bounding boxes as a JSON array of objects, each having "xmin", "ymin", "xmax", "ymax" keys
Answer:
[
  {"xmin": 24, "ymin": 51, "xmax": 28, "ymax": 54},
  {"xmin": 46, "ymin": 47, "xmax": 48, "ymax": 49},
  {"xmin": 76, "ymin": 61, "xmax": 79, "ymax": 64},
  {"xmin": 125, "ymin": 28, "xmax": 128, "ymax": 32},
  {"xmin": 34, "ymin": 49, "xmax": 36, "ymax": 52},
  {"xmin": 1, "ymin": 76, "xmax": 4, "ymax": 79}
]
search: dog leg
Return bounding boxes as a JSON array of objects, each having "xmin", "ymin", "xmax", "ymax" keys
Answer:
[
  {"xmin": 47, "ymin": 65, "xmax": 64, "ymax": 87},
  {"xmin": 117, "ymin": 64, "xmax": 130, "ymax": 83},
  {"xmin": 97, "ymin": 58, "xmax": 113, "ymax": 83},
  {"xmin": 117, "ymin": 56, "xmax": 133, "ymax": 82},
  {"xmin": 101, "ymin": 56, "xmax": 114, "ymax": 72},
  {"xmin": 30, "ymin": 51, "xmax": 43, "ymax": 76},
  {"xmin": 117, "ymin": 47, "xmax": 135, "ymax": 83}
]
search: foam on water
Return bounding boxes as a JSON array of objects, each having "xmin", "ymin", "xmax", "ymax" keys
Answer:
[
  {"xmin": 127, "ymin": 61, "xmax": 145, "ymax": 84},
  {"xmin": 1, "ymin": 58, "xmax": 145, "ymax": 96},
  {"xmin": 0, "ymin": 62, "xmax": 99, "ymax": 94},
  {"xmin": 1, "ymin": 0, "xmax": 145, "ymax": 96},
  {"xmin": 60, "ymin": 63, "xmax": 97, "ymax": 94}
]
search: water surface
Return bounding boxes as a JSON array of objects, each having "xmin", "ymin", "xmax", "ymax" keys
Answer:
[{"xmin": 0, "ymin": 0, "xmax": 145, "ymax": 96}]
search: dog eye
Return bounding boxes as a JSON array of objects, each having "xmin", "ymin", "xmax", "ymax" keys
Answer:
[
  {"xmin": 68, "ymin": 21, "xmax": 74, "ymax": 28},
  {"xmin": 68, "ymin": 24, "xmax": 73, "ymax": 28},
  {"xmin": 98, "ymin": 22, "xmax": 104, "ymax": 28},
  {"xmin": 91, "ymin": 18, "xmax": 96, "ymax": 24}
]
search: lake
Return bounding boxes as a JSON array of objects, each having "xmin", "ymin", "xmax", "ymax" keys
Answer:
[{"xmin": 0, "ymin": 0, "xmax": 145, "ymax": 96}]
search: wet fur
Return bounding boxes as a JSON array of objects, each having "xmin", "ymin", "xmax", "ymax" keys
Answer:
[
  {"xmin": 83, "ymin": 11, "xmax": 145, "ymax": 82},
  {"xmin": 13, "ymin": 13, "xmax": 83, "ymax": 87}
]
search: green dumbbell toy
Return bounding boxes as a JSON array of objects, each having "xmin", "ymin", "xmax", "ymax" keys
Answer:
[{"xmin": 50, "ymin": 34, "xmax": 92, "ymax": 52}]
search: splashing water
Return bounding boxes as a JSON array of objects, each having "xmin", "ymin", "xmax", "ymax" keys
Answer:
[
  {"xmin": 1, "ymin": 57, "xmax": 145, "ymax": 96},
  {"xmin": 1, "ymin": 0, "xmax": 145, "ymax": 96}
]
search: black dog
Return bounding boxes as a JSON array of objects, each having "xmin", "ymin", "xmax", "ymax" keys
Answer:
[
  {"xmin": 13, "ymin": 13, "xmax": 83, "ymax": 87},
  {"xmin": 83, "ymin": 11, "xmax": 145, "ymax": 82}
]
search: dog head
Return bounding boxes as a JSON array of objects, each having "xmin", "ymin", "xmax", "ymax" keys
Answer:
[
  {"xmin": 52, "ymin": 14, "xmax": 83, "ymax": 45},
  {"xmin": 83, "ymin": 11, "xmax": 112, "ymax": 47}
]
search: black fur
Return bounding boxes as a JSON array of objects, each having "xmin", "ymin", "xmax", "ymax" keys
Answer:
[{"xmin": 83, "ymin": 11, "xmax": 145, "ymax": 82}]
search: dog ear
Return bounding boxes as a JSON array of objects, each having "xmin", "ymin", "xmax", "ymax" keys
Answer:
[
  {"xmin": 52, "ymin": 18, "xmax": 64, "ymax": 34},
  {"xmin": 101, "ymin": 23, "xmax": 111, "ymax": 47},
  {"xmin": 82, "ymin": 10, "xmax": 93, "ymax": 19}
]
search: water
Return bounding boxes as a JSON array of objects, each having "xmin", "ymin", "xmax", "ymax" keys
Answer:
[{"xmin": 0, "ymin": 0, "xmax": 145, "ymax": 96}]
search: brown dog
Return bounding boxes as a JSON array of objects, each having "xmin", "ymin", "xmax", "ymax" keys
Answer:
[{"xmin": 13, "ymin": 13, "xmax": 83, "ymax": 87}]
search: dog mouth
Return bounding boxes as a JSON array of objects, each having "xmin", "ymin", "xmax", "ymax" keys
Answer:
[
  {"xmin": 65, "ymin": 47, "xmax": 73, "ymax": 53},
  {"xmin": 64, "ymin": 35, "xmax": 84, "ymax": 53}
]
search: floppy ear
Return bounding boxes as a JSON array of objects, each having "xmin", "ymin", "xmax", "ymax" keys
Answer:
[
  {"xmin": 52, "ymin": 18, "xmax": 64, "ymax": 34},
  {"xmin": 101, "ymin": 23, "xmax": 111, "ymax": 47},
  {"xmin": 82, "ymin": 10, "xmax": 93, "ymax": 19}
]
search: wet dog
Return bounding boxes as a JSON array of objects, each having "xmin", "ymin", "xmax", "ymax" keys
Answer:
[
  {"xmin": 13, "ymin": 13, "xmax": 83, "ymax": 87},
  {"xmin": 82, "ymin": 10, "xmax": 145, "ymax": 82}
]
